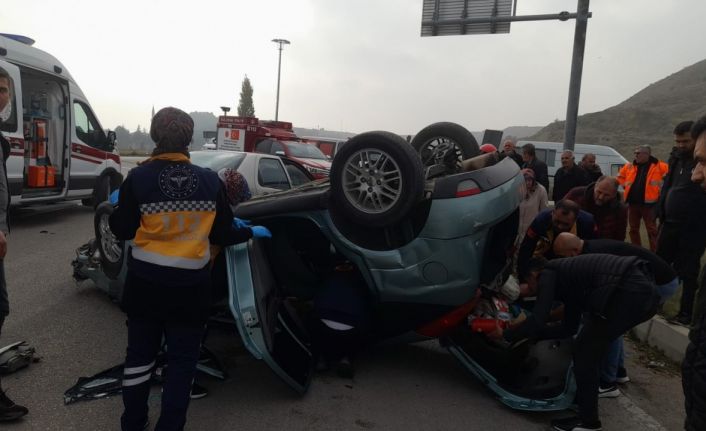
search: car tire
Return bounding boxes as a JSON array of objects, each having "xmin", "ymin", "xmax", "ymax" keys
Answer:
[
  {"xmin": 331, "ymin": 131, "xmax": 424, "ymax": 228},
  {"xmin": 411, "ymin": 122, "xmax": 480, "ymax": 173},
  {"xmin": 94, "ymin": 202, "xmax": 124, "ymax": 281}
]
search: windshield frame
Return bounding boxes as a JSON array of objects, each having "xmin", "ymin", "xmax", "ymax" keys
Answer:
[{"xmin": 283, "ymin": 141, "xmax": 327, "ymax": 160}]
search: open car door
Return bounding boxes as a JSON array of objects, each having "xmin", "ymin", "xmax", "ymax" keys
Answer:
[
  {"xmin": 225, "ymin": 239, "xmax": 314, "ymax": 394},
  {"xmin": 442, "ymin": 328, "xmax": 576, "ymax": 411}
]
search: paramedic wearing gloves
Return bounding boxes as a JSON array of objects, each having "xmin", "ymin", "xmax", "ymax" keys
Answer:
[
  {"xmin": 496, "ymin": 254, "xmax": 660, "ymax": 431},
  {"xmin": 109, "ymin": 107, "xmax": 270, "ymax": 431}
]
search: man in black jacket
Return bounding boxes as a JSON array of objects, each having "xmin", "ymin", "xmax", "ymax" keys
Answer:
[
  {"xmin": 498, "ymin": 254, "xmax": 660, "ymax": 431},
  {"xmin": 521, "ymin": 143, "xmax": 549, "ymax": 191},
  {"xmin": 682, "ymin": 115, "xmax": 706, "ymax": 431},
  {"xmin": 501, "ymin": 139, "xmax": 523, "ymax": 167},
  {"xmin": 656, "ymin": 120, "xmax": 706, "ymax": 326},
  {"xmin": 553, "ymin": 232, "xmax": 678, "ymax": 396},
  {"xmin": 0, "ymin": 69, "xmax": 28, "ymax": 421},
  {"xmin": 552, "ymin": 150, "xmax": 590, "ymax": 202},
  {"xmin": 110, "ymin": 107, "xmax": 270, "ymax": 431}
]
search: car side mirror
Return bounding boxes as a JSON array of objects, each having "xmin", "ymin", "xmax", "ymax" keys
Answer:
[
  {"xmin": 275, "ymin": 150, "xmax": 285, "ymax": 156},
  {"xmin": 107, "ymin": 131, "xmax": 117, "ymax": 151}
]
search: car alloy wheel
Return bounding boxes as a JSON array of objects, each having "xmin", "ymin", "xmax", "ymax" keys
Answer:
[{"xmin": 342, "ymin": 148, "xmax": 403, "ymax": 215}]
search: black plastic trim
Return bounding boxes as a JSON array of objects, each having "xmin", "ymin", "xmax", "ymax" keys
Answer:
[{"xmin": 432, "ymin": 156, "xmax": 520, "ymax": 198}]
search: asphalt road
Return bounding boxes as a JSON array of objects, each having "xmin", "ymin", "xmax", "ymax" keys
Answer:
[{"xmin": 0, "ymin": 202, "xmax": 687, "ymax": 430}]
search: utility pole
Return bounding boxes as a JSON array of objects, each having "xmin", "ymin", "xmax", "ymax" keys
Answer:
[
  {"xmin": 563, "ymin": 0, "xmax": 590, "ymax": 151},
  {"xmin": 271, "ymin": 38, "xmax": 290, "ymax": 121}
]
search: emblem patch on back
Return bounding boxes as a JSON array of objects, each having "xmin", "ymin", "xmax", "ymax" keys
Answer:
[{"xmin": 159, "ymin": 164, "xmax": 199, "ymax": 199}]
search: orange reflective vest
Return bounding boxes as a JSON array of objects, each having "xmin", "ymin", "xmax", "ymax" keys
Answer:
[
  {"xmin": 130, "ymin": 153, "xmax": 220, "ymax": 270},
  {"xmin": 617, "ymin": 159, "xmax": 669, "ymax": 204}
]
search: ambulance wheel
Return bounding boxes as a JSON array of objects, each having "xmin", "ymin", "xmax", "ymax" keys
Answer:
[
  {"xmin": 83, "ymin": 176, "xmax": 112, "ymax": 208},
  {"xmin": 94, "ymin": 202, "xmax": 124, "ymax": 280}
]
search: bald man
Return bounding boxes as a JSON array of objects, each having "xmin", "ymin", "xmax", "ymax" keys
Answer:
[
  {"xmin": 554, "ymin": 232, "xmax": 678, "ymax": 303},
  {"xmin": 553, "ymin": 232, "xmax": 678, "ymax": 399}
]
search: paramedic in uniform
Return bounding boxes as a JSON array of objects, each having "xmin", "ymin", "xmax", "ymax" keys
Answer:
[
  {"xmin": 110, "ymin": 107, "xmax": 270, "ymax": 431},
  {"xmin": 0, "ymin": 69, "xmax": 28, "ymax": 421}
]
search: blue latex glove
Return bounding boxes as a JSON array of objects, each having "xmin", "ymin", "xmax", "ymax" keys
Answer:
[
  {"xmin": 251, "ymin": 226, "xmax": 272, "ymax": 239},
  {"xmin": 232, "ymin": 218, "xmax": 252, "ymax": 229},
  {"xmin": 109, "ymin": 189, "xmax": 120, "ymax": 205}
]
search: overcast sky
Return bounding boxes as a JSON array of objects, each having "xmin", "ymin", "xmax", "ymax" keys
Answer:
[{"xmin": 1, "ymin": 0, "xmax": 704, "ymax": 135}]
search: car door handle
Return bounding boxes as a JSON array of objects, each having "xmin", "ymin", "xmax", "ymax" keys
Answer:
[{"xmin": 75, "ymin": 146, "xmax": 82, "ymax": 153}]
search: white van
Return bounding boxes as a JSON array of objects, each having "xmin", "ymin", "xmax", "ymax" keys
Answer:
[
  {"xmin": 517, "ymin": 140, "xmax": 629, "ymax": 180},
  {"xmin": 0, "ymin": 34, "xmax": 121, "ymax": 207}
]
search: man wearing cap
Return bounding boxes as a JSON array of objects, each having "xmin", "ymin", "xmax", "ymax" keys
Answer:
[{"xmin": 109, "ymin": 107, "xmax": 272, "ymax": 431}]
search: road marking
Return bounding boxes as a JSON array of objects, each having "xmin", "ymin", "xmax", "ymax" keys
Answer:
[{"xmin": 616, "ymin": 394, "xmax": 667, "ymax": 430}]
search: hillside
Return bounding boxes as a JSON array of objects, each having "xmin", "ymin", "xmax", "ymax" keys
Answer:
[{"xmin": 529, "ymin": 58, "xmax": 706, "ymax": 160}]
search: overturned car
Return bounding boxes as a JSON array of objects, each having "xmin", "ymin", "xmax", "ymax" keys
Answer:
[{"xmin": 72, "ymin": 123, "xmax": 576, "ymax": 411}]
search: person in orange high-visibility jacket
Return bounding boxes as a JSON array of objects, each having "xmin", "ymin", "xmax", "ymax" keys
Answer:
[{"xmin": 617, "ymin": 145, "xmax": 668, "ymax": 251}]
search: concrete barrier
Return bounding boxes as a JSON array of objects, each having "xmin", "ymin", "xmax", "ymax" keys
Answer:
[{"xmin": 633, "ymin": 316, "xmax": 689, "ymax": 363}]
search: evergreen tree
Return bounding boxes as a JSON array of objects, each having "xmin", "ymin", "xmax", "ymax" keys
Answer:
[{"xmin": 237, "ymin": 75, "xmax": 255, "ymax": 117}]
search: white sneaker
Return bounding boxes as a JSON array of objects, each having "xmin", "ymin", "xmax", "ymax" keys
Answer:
[{"xmin": 598, "ymin": 383, "xmax": 620, "ymax": 398}]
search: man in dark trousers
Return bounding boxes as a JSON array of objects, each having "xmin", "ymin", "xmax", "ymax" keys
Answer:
[
  {"xmin": 682, "ymin": 114, "xmax": 706, "ymax": 431},
  {"xmin": 552, "ymin": 150, "xmax": 590, "ymax": 202},
  {"xmin": 0, "ymin": 69, "xmax": 28, "ymax": 421},
  {"xmin": 110, "ymin": 107, "xmax": 271, "ymax": 431},
  {"xmin": 617, "ymin": 145, "xmax": 668, "ymax": 251},
  {"xmin": 656, "ymin": 120, "xmax": 706, "ymax": 326},
  {"xmin": 497, "ymin": 254, "xmax": 661, "ymax": 431},
  {"xmin": 563, "ymin": 176, "xmax": 627, "ymax": 241},
  {"xmin": 553, "ymin": 232, "xmax": 678, "ymax": 397},
  {"xmin": 521, "ymin": 143, "xmax": 549, "ymax": 191}
]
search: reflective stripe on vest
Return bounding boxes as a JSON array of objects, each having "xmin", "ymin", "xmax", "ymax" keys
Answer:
[
  {"xmin": 621, "ymin": 162, "xmax": 668, "ymax": 204},
  {"xmin": 132, "ymin": 200, "xmax": 217, "ymax": 270}
]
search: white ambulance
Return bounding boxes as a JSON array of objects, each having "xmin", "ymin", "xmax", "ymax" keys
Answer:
[{"xmin": 0, "ymin": 33, "xmax": 121, "ymax": 207}]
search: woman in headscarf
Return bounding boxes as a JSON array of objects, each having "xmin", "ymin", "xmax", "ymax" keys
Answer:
[
  {"xmin": 217, "ymin": 167, "xmax": 251, "ymax": 211},
  {"xmin": 518, "ymin": 168, "xmax": 548, "ymax": 244}
]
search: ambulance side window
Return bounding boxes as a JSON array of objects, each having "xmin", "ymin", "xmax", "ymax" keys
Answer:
[
  {"xmin": 0, "ymin": 70, "xmax": 18, "ymax": 133},
  {"xmin": 73, "ymin": 101, "xmax": 107, "ymax": 149}
]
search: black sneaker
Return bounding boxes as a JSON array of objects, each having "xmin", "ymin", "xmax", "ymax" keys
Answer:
[
  {"xmin": 190, "ymin": 382, "xmax": 208, "ymax": 400},
  {"xmin": 551, "ymin": 416, "xmax": 602, "ymax": 431},
  {"xmin": 0, "ymin": 391, "xmax": 28, "ymax": 422},
  {"xmin": 598, "ymin": 382, "xmax": 620, "ymax": 398},
  {"xmin": 616, "ymin": 366, "xmax": 630, "ymax": 384}
]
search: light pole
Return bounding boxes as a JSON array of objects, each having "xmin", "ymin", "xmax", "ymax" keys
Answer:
[
  {"xmin": 220, "ymin": 106, "xmax": 230, "ymax": 117},
  {"xmin": 271, "ymin": 38, "xmax": 290, "ymax": 121}
]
